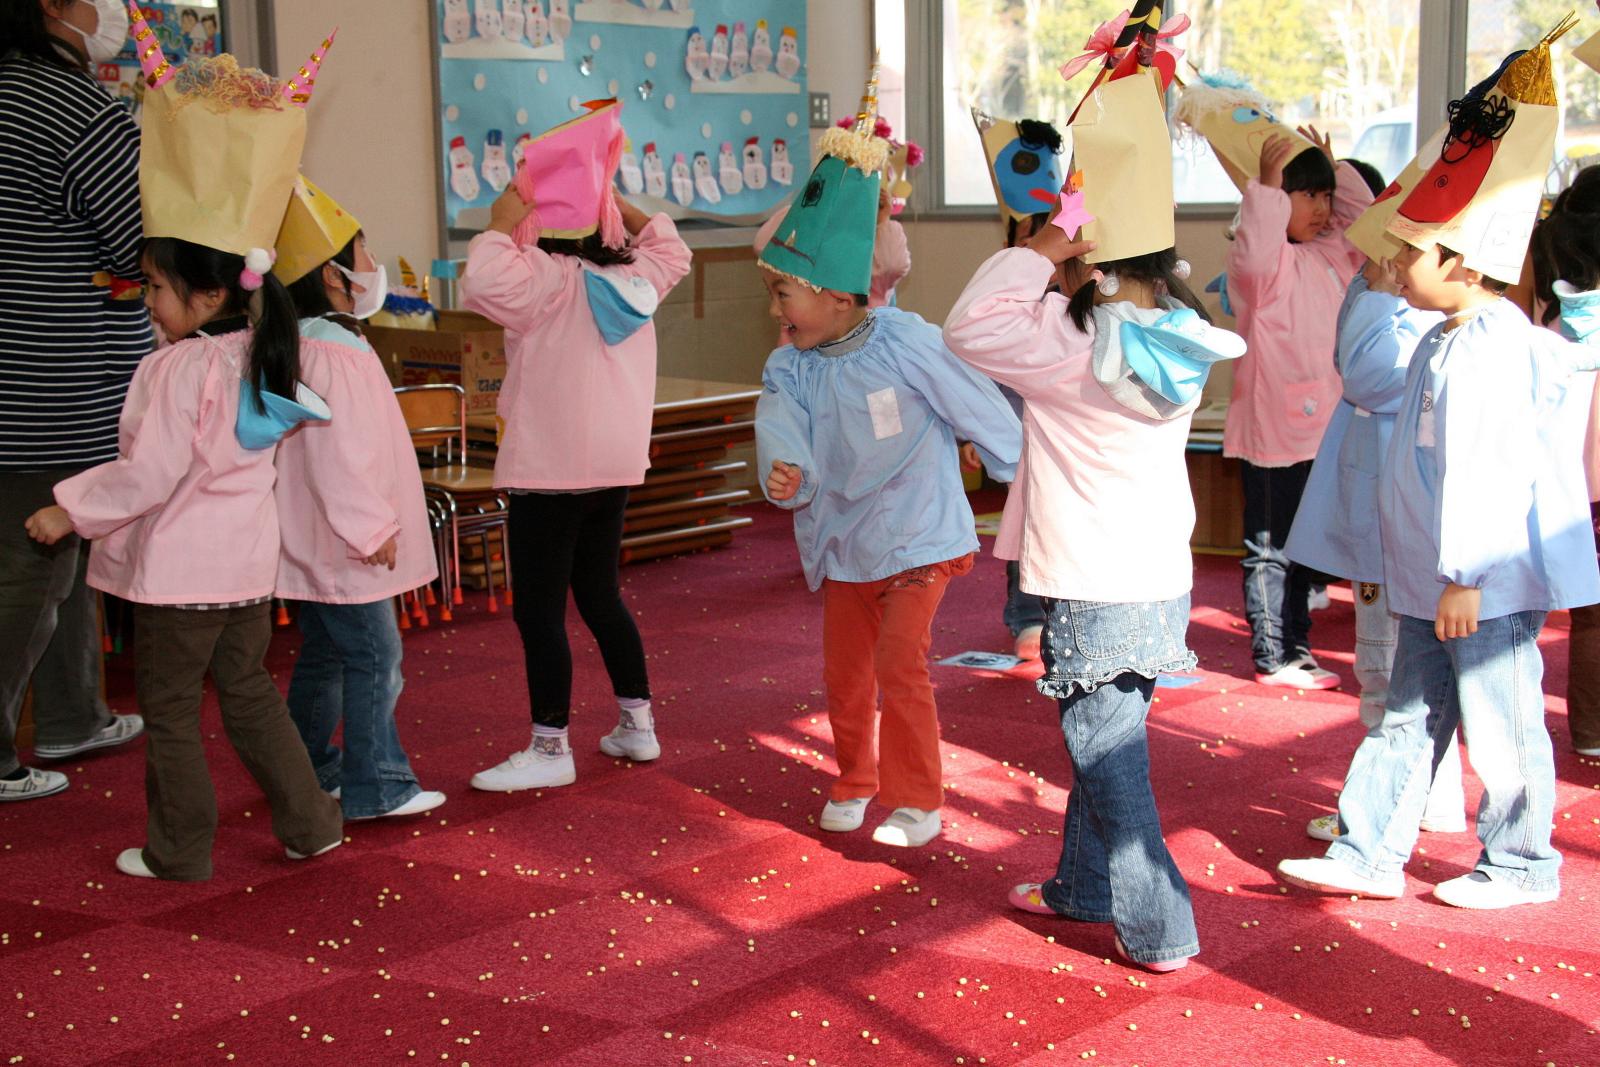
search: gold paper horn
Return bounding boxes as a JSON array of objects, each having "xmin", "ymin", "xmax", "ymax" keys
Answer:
[
  {"xmin": 283, "ymin": 27, "xmax": 338, "ymax": 108},
  {"xmin": 852, "ymin": 51, "xmax": 881, "ymax": 137},
  {"xmin": 124, "ymin": 0, "xmax": 174, "ymax": 89}
]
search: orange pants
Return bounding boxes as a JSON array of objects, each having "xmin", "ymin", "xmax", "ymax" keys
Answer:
[{"xmin": 821, "ymin": 555, "xmax": 973, "ymax": 811}]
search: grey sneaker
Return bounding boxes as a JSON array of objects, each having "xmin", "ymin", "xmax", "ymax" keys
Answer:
[
  {"xmin": 0, "ymin": 766, "xmax": 69, "ymax": 802},
  {"xmin": 33, "ymin": 714, "xmax": 144, "ymax": 760}
]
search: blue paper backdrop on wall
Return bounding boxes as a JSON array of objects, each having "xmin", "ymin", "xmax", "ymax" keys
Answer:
[{"xmin": 436, "ymin": 0, "xmax": 807, "ymax": 231}]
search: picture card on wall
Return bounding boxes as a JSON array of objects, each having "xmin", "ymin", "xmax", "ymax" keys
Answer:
[
  {"xmin": 688, "ymin": 19, "xmax": 799, "ymax": 93},
  {"xmin": 576, "ymin": 0, "xmax": 695, "ymax": 29}
]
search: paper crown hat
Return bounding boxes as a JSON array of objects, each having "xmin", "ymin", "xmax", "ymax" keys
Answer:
[
  {"xmin": 511, "ymin": 99, "xmax": 627, "ymax": 249},
  {"xmin": 272, "ymin": 176, "xmax": 362, "ymax": 284},
  {"xmin": 1172, "ymin": 71, "xmax": 1316, "ymax": 191},
  {"xmin": 127, "ymin": 2, "xmax": 335, "ymax": 263},
  {"xmin": 974, "ymin": 111, "xmax": 1065, "ymax": 227},
  {"xmin": 1346, "ymin": 16, "xmax": 1576, "ymax": 283},
  {"xmin": 1064, "ymin": 0, "xmax": 1182, "ymax": 264},
  {"xmin": 759, "ymin": 61, "xmax": 889, "ymax": 294}
]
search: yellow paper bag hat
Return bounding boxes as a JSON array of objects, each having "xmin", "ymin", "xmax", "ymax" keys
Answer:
[
  {"xmin": 1373, "ymin": 17, "xmax": 1576, "ymax": 283},
  {"xmin": 272, "ymin": 176, "xmax": 362, "ymax": 284},
  {"xmin": 127, "ymin": 1, "xmax": 335, "ymax": 269},
  {"xmin": 1063, "ymin": 0, "xmax": 1181, "ymax": 264},
  {"xmin": 1172, "ymin": 73, "xmax": 1316, "ymax": 190}
]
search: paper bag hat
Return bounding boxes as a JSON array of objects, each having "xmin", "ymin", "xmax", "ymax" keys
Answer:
[
  {"xmin": 759, "ymin": 63, "xmax": 888, "ymax": 295},
  {"xmin": 973, "ymin": 111, "xmax": 1065, "ymax": 226},
  {"xmin": 1370, "ymin": 18, "xmax": 1575, "ymax": 283},
  {"xmin": 272, "ymin": 176, "xmax": 362, "ymax": 284},
  {"xmin": 1172, "ymin": 72, "xmax": 1316, "ymax": 190},
  {"xmin": 1063, "ymin": 0, "xmax": 1181, "ymax": 263},
  {"xmin": 511, "ymin": 99, "xmax": 627, "ymax": 249},
  {"xmin": 128, "ymin": 1, "xmax": 334, "ymax": 261}
]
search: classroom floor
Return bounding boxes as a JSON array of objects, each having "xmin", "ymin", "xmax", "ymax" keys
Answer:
[{"xmin": 3, "ymin": 501, "xmax": 1598, "ymax": 1067}]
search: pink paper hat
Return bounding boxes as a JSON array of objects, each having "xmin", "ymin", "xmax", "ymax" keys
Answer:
[
  {"xmin": 282, "ymin": 28, "xmax": 339, "ymax": 108},
  {"xmin": 124, "ymin": 0, "xmax": 174, "ymax": 88},
  {"xmin": 512, "ymin": 99, "xmax": 626, "ymax": 248}
]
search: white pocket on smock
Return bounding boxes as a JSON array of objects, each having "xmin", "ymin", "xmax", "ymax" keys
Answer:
[{"xmin": 867, "ymin": 387, "xmax": 903, "ymax": 440}]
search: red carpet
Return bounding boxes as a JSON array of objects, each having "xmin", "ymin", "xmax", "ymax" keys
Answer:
[{"xmin": 4, "ymin": 500, "xmax": 1598, "ymax": 1066}]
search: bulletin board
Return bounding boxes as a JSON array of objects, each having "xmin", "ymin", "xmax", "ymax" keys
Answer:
[
  {"xmin": 99, "ymin": 2, "xmax": 225, "ymax": 117},
  {"xmin": 433, "ymin": 0, "xmax": 807, "ymax": 239}
]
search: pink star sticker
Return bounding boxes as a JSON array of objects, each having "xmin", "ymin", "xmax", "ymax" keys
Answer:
[{"xmin": 1050, "ymin": 190, "xmax": 1096, "ymax": 238}]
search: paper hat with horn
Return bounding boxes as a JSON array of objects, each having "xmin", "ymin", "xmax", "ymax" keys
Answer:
[
  {"xmin": 1064, "ymin": 0, "xmax": 1181, "ymax": 263},
  {"xmin": 1172, "ymin": 70, "xmax": 1316, "ymax": 191},
  {"xmin": 272, "ymin": 175, "xmax": 362, "ymax": 284},
  {"xmin": 127, "ymin": 1, "xmax": 336, "ymax": 285},
  {"xmin": 759, "ymin": 59, "xmax": 889, "ymax": 294},
  {"xmin": 510, "ymin": 99, "xmax": 627, "ymax": 249},
  {"xmin": 1348, "ymin": 16, "xmax": 1577, "ymax": 283}
]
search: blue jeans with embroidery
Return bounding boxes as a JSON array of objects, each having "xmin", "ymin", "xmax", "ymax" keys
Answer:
[
  {"xmin": 1328, "ymin": 611, "xmax": 1560, "ymax": 892},
  {"xmin": 1003, "ymin": 560, "xmax": 1047, "ymax": 637},
  {"xmin": 1037, "ymin": 596, "xmax": 1200, "ymax": 965},
  {"xmin": 287, "ymin": 600, "xmax": 421, "ymax": 820}
]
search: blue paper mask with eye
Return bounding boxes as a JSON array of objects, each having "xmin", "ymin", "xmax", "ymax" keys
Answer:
[{"xmin": 994, "ymin": 135, "xmax": 1064, "ymax": 217}]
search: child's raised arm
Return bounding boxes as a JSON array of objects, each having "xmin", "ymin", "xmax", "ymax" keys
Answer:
[
  {"xmin": 898, "ymin": 332, "xmax": 1020, "ymax": 483},
  {"xmin": 872, "ymin": 217, "xmax": 912, "ymax": 302},
  {"xmin": 1226, "ymin": 136, "xmax": 1297, "ymax": 296},
  {"xmin": 460, "ymin": 185, "xmax": 564, "ymax": 333},
  {"xmin": 943, "ymin": 227, "xmax": 1097, "ymax": 398},
  {"xmin": 1337, "ymin": 272, "xmax": 1432, "ymax": 415},
  {"xmin": 619, "ymin": 204, "xmax": 694, "ymax": 301},
  {"xmin": 755, "ymin": 350, "xmax": 817, "ymax": 509},
  {"xmin": 1328, "ymin": 159, "xmax": 1377, "ymax": 271}
]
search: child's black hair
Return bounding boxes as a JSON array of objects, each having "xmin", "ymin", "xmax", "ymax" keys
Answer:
[
  {"xmin": 537, "ymin": 231, "xmax": 635, "ymax": 266},
  {"xmin": 1281, "ymin": 147, "xmax": 1336, "ymax": 197},
  {"xmin": 1530, "ymin": 165, "xmax": 1600, "ymax": 325},
  {"xmin": 851, "ymin": 292, "xmax": 868, "ymax": 307},
  {"xmin": 1005, "ymin": 212, "xmax": 1052, "ymax": 249},
  {"xmin": 285, "ymin": 232, "xmax": 361, "ymax": 320},
  {"xmin": 1340, "ymin": 158, "xmax": 1387, "ymax": 197},
  {"xmin": 1065, "ymin": 248, "xmax": 1211, "ymax": 332},
  {"xmin": 1435, "ymin": 243, "xmax": 1510, "ymax": 296},
  {"xmin": 142, "ymin": 237, "xmax": 301, "ymax": 412},
  {"xmin": 0, "ymin": 0, "xmax": 88, "ymax": 71}
]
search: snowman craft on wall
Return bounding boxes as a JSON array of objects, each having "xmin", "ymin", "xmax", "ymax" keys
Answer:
[
  {"xmin": 770, "ymin": 138, "xmax": 792, "ymax": 186},
  {"xmin": 442, "ymin": 0, "xmax": 563, "ymax": 58},
  {"xmin": 687, "ymin": 18, "xmax": 799, "ymax": 93}
]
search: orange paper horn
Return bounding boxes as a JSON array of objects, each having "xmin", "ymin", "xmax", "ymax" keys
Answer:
[
  {"xmin": 125, "ymin": 0, "xmax": 174, "ymax": 89},
  {"xmin": 282, "ymin": 28, "xmax": 338, "ymax": 108}
]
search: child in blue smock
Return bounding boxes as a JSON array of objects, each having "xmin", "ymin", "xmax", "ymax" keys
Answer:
[
  {"xmin": 1284, "ymin": 261, "xmax": 1464, "ymax": 842},
  {"xmin": 754, "ymin": 87, "xmax": 1021, "ymax": 849}
]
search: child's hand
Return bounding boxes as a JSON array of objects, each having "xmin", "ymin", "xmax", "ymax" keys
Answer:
[
  {"xmin": 24, "ymin": 506, "xmax": 74, "ymax": 545},
  {"xmin": 1298, "ymin": 124, "xmax": 1335, "ymax": 163},
  {"xmin": 1025, "ymin": 224, "xmax": 1096, "ymax": 267},
  {"xmin": 613, "ymin": 186, "xmax": 650, "ymax": 236},
  {"xmin": 767, "ymin": 460, "xmax": 803, "ymax": 501},
  {"xmin": 487, "ymin": 183, "xmax": 535, "ymax": 236},
  {"xmin": 877, "ymin": 186, "xmax": 892, "ymax": 227},
  {"xmin": 1363, "ymin": 257, "xmax": 1401, "ymax": 295},
  {"xmin": 363, "ymin": 534, "xmax": 399, "ymax": 571},
  {"xmin": 958, "ymin": 442, "xmax": 982, "ymax": 473},
  {"xmin": 1258, "ymin": 133, "xmax": 1298, "ymax": 190},
  {"xmin": 1435, "ymin": 583, "xmax": 1481, "ymax": 640}
]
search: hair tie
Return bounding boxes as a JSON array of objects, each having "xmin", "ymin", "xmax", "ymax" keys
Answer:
[
  {"xmin": 241, "ymin": 248, "xmax": 275, "ymax": 291},
  {"xmin": 1172, "ymin": 258, "xmax": 1192, "ymax": 281},
  {"xmin": 1097, "ymin": 272, "xmax": 1121, "ymax": 297}
]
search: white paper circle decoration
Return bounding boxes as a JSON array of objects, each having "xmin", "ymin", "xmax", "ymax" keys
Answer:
[
  {"xmin": 537, "ymin": 67, "xmax": 549, "ymax": 84},
  {"xmin": 701, "ymin": 122, "xmax": 712, "ymax": 138},
  {"xmin": 516, "ymin": 108, "xmax": 529, "ymax": 125},
  {"xmin": 740, "ymin": 109, "xmax": 752, "ymax": 125},
  {"xmin": 473, "ymin": 73, "xmax": 486, "ymax": 91},
  {"xmin": 569, "ymin": 95, "xmax": 582, "ymax": 112},
  {"xmin": 644, "ymin": 51, "xmax": 657, "ymax": 69},
  {"xmin": 445, "ymin": 104, "xmax": 460, "ymax": 122},
  {"xmin": 590, "ymin": 34, "xmax": 602, "ymax": 50},
  {"xmin": 609, "ymin": 79, "xmax": 619, "ymax": 96},
  {"xmin": 663, "ymin": 93, "xmax": 676, "ymax": 110},
  {"xmin": 786, "ymin": 112, "xmax": 799, "ymax": 128}
]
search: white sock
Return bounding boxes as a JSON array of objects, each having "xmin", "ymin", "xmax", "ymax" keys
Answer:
[
  {"xmin": 531, "ymin": 724, "xmax": 569, "ymax": 756},
  {"xmin": 617, "ymin": 697, "xmax": 653, "ymax": 731}
]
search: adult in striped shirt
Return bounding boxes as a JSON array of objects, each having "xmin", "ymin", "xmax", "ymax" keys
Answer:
[{"xmin": 0, "ymin": 0, "xmax": 151, "ymax": 802}]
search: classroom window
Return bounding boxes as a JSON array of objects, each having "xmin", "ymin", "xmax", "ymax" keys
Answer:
[{"xmin": 900, "ymin": 0, "xmax": 1423, "ymax": 209}]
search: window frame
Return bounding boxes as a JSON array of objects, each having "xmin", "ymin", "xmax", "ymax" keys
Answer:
[{"xmin": 890, "ymin": 0, "xmax": 1470, "ymax": 219}]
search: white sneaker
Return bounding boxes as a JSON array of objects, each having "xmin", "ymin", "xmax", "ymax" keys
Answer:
[
  {"xmin": 33, "ymin": 714, "xmax": 144, "ymax": 760},
  {"xmin": 470, "ymin": 746, "xmax": 576, "ymax": 791},
  {"xmin": 348, "ymin": 790, "xmax": 446, "ymax": 821},
  {"xmin": 819, "ymin": 796, "xmax": 871, "ymax": 832},
  {"xmin": 0, "ymin": 766, "xmax": 68, "ymax": 802},
  {"xmin": 599, "ymin": 725, "xmax": 661, "ymax": 762},
  {"xmin": 871, "ymin": 807, "xmax": 942, "ymax": 847},
  {"xmin": 1575, "ymin": 744, "xmax": 1600, "ymax": 757},
  {"xmin": 1276, "ymin": 856, "xmax": 1403, "ymax": 898},
  {"xmin": 286, "ymin": 837, "xmax": 343, "ymax": 861},
  {"xmin": 115, "ymin": 847, "xmax": 156, "ymax": 879},
  {"xmin": 1256, "ymin": 655, "xmax": 1340, "ymax": 691},
  {"xmin": 1433, "ymin": 871, "xmax": 1559, "ymax": 910},
  {"xmin": 1013, "ymin": 625, "xmax": 1043, "ymax": 661}
]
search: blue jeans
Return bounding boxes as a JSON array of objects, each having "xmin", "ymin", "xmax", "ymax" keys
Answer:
[
  {"xmin": 1003, "ymin": 560, "xmax": 1047, "ymax": 637},
  {"xmin": 287, "ymin": 600, "xmax": 421, "ymax": 819},
  {"xmin": 1037, "ymin": 597, "xmax": 1200, "ymax": 965},
  {"xmin": 1329, "ymin": 611, "xmax": 1560, "ymax": 893}
]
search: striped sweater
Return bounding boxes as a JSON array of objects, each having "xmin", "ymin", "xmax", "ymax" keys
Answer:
[{"xmin": 0, "ymin": 53, "xmax": 153, "ymax": 471}]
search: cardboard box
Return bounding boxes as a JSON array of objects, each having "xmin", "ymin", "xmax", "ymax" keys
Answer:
[{"xmin": 364, "ymin": 310, "xmax": 506, "ymax": 414}]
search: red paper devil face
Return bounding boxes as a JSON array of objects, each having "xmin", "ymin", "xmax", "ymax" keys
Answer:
[{"xmin": 1397, "ymin": 86, "xmax": 1515, "ymax": 226}]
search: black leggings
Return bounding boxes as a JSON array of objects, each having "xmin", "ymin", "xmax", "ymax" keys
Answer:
[{"xmin": 508, "ymin": 489, "xmax": 650, "ymax": 728}]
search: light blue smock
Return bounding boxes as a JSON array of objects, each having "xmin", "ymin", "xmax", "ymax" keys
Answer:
[{"xmin": 756, "ymin": 307, "xmax": 1022, "ymax": 590}]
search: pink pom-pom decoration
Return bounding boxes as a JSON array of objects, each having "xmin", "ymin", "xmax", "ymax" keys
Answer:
[
  {"xmin": 904, "ymin": 142, "xmax": 924, "ymax": 168},
  {"xmin": 239, "ymin": 269, "xmax": 265, "ymax": 291}
]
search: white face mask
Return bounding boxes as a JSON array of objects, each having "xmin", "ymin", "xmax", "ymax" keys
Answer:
[
  {"xmin": 334, "ymin": 262, "xmax": 389, "ymax": 320},
  {"xmin": 57, "ymin": 0, "xmax": 130, "ymax": 64}
]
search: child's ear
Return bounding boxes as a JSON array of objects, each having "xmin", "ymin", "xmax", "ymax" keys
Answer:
[{"xmin": 195, "ymin": 287, "xmax": 229, "ymax": 314}]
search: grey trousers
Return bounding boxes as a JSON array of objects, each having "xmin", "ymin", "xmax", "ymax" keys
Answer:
[{"xmin": 0, "ymin": 470, "xmax": 113, "ymax": 775}]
